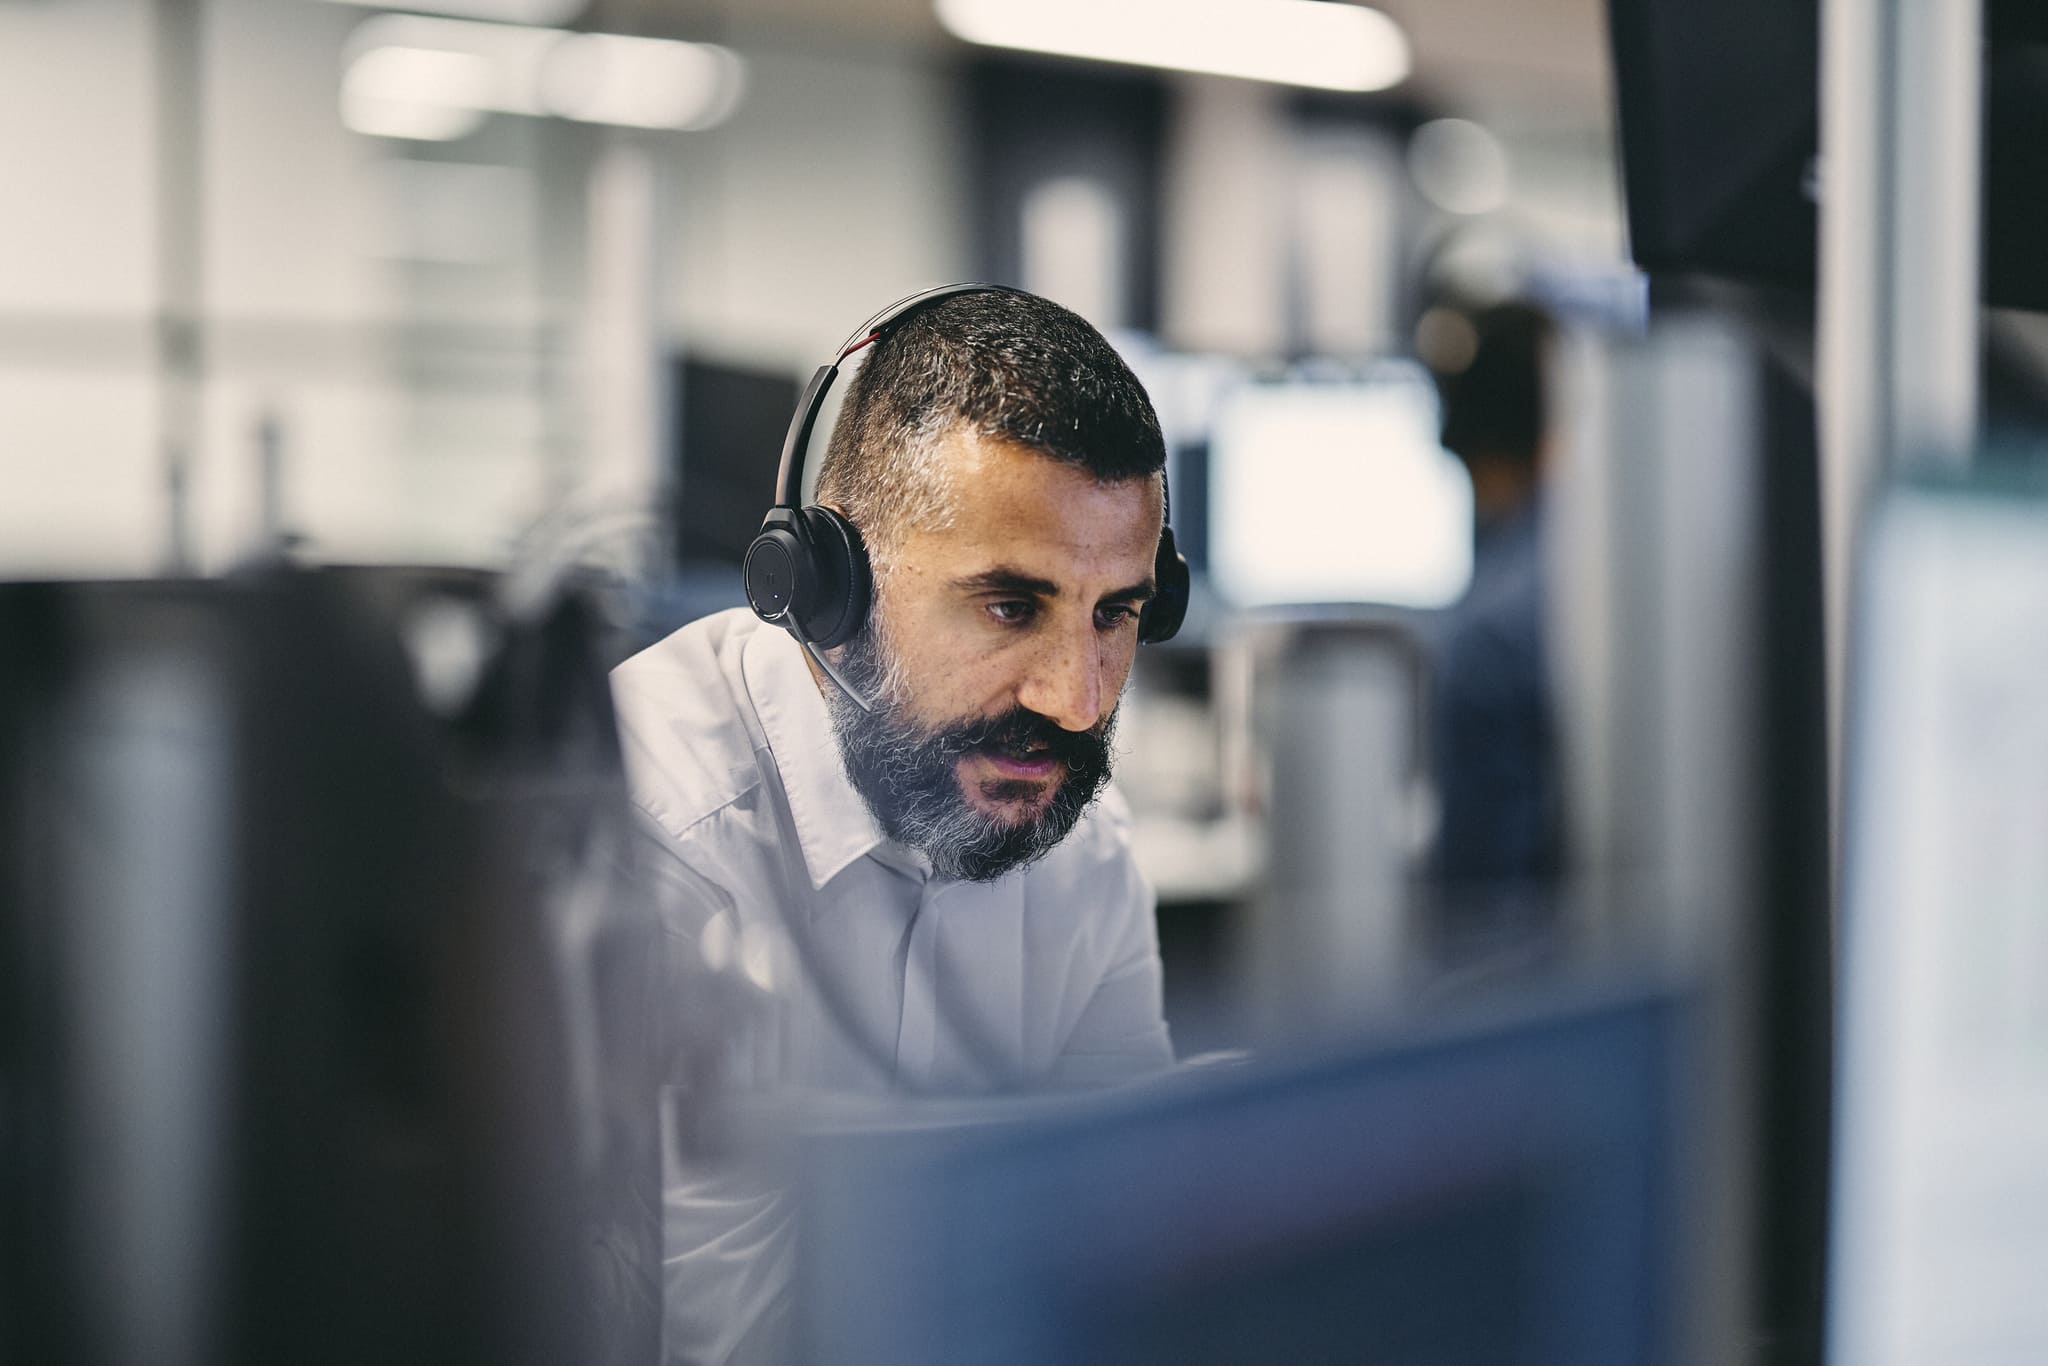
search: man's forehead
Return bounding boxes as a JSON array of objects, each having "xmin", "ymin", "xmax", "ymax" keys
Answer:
[
  {"xmin": 907, "ymin": 436, "xmax": 1157, "ymax": 579},
  {"xmin": 934, "ymin": 430, "xmax": 1160, "ymax": 519}
]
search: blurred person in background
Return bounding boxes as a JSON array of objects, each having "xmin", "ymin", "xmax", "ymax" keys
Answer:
[
  {"xmin": 608, "ymin": 288, "xmax": 1177, "ymax": 1363},
  {"xmin": 1423, "ymin": 300, "xmax": 1564, "ymax": 971}
]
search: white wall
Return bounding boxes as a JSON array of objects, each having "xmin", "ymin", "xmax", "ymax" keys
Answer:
[
  {"xmin": 0, "ymin": 2, "xmax": 969, "ymax": 578},
  {"xmin": 663, "ymin": 36, "xmax": 969, "ymax": 371},
  {"xmin": 0, "ymin": 0, "xmax": 162, "ymax": 575}
]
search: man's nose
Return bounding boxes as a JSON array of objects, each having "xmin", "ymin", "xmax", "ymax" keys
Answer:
[{"xmin": 1016, "ymin": 620, "xmax": 1104, "ymax": 733}]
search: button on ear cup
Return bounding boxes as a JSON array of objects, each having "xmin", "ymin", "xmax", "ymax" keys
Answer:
[
  {"xmin": 1139, "ymin": 526, "xmax": 1190, "ymax": 644},
  {"xmin": 796, "ymin": 506, "xmax": 873, "ymax": 650},
  {"xmin": 744, "ymin": 526, "xmax": 813, "ymax": 625}
]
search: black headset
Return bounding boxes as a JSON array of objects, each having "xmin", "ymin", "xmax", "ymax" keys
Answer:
[{"xmin": 742, "ymin": 283, "xmax": 1190, "ymax": 675}]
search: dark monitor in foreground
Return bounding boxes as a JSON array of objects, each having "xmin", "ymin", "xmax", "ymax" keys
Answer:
[
  {"xmin": 801, "ymin": 990, "xmax": 1689, "ymax": 1366},
  {"xmin": 1609, "ymin": 0, "xmax": 2048, "ymax": 309}
]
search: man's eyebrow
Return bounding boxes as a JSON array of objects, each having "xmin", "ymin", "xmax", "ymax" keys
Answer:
[
  {"xmin": 950, "ymin": 567, "xmax": 1156, "ymax": 602},
  {"xmin": 952, "ymin": 568, "xmax": 1060, "ymax": 596}
]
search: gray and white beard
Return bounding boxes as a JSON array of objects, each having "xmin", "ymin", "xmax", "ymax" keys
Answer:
[{"xmin": 821, "ymin": 625, "xmax": 1117, "ymax": 883}]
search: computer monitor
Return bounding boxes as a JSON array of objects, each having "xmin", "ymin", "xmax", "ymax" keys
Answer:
[
  {"xmin": 1206, "ymin": 367, "xmax": 1474, "ymax": 611},
  {"xmin": 671, "ymin": 357, "xmax": 803, "ymax": 567},
  {"xmin": 1830, "ymin": 482, "xmax": 2048, "ymax": 1366},
  {"xmin": 1609, "ymin": 0, "xmax": 2048, "ymax": 308},
  {"xmin": 799, "ymin": 989, "xmax": 1689, "ymax": 1366}
]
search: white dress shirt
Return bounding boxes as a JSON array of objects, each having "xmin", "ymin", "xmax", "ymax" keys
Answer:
[{"xmin": 610, "ymin": 607, "xmax": 1173, "ymax": 1363}]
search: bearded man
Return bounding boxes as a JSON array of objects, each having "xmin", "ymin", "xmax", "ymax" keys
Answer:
[
  {"xmin": 614, "ymin": 282, "xmax": 1179, "ymax": 1097},
  {"xmin": 609, "ymin": 286, "xmax": 1179, "ymax": 1361},
  {"xmin": 614, "ymin": 282, "xmax": 1176, "ymax": 1087}
]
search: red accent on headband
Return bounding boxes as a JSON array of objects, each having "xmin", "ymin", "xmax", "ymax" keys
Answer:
[{"xmin": 839, "ymin": 330, "xmax": 884, "ymax": 360}]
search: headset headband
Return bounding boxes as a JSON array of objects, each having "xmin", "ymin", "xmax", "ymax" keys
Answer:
[{"xmin": 771, "ymin": 282, "xmax": 1011, "ymax": 510}]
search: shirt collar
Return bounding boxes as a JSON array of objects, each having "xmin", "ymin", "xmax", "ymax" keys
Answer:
[{"xmin": 741, "ymin": 622, "xmax": 920, "ymax": 890}]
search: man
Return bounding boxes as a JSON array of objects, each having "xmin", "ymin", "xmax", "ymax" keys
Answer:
[
  {"xmin": 609, "ymin": 288, "xmax": 1175, "ymax": 1361},
  {"xmin": 1425, "ymin": 300, "xmax": 1563, "ymax": 965}
]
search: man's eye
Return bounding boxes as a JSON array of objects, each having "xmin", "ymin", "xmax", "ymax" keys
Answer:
[
  {"xmin": 988, "ymin": 600, "xmax": 1034, "ymax": 625},
  {"xmin": 1096, "ymin": 604, "xmax": 1140, "ymax": 630}
]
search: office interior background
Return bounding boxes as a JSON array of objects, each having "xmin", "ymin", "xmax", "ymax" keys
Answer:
[{"xmin": 4, "ymin": 1, "xmax": 2044, "ymax": 1365}]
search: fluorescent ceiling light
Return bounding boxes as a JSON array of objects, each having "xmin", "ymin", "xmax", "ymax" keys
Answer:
[
  {"xmin": 338, "ymin": 15, "xmax": 746, "ymax": 138},
  {"xmin": 934, "ymin": 0, "xmax": 1410, "ymax": 92},
  {"xmin": 322, "ymin": 0, "xmax": 589, "ymax": 25},
  {"xmin": 540, "ymin": 33, "xmax": 748, "ymax": 131},
  {"xmin": 341, "ymin": 47, "xmax": 494, "ymax": 140},
  {"xmin": 344, "ymin": 15, "xmax": 561, "ymax": 120}
]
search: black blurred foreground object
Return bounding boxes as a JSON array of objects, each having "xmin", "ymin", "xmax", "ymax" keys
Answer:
[
  {"xmin": 1609, "ymin": 0, "xmax": 2048, "ymax": 308},
  {"xmin": 0, "ymin": 568, "xmax": 665, "ymax": 1366},
  {"xmin": 802, "ymin": 990, "xmax": 1689, "ymax": 1366}
]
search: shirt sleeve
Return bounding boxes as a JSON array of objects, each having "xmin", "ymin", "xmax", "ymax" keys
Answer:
[
  {"xmin": 1049, "ymin": 832, "xmax": 1175, "ymax": 1085},
  {"xmin": 620, "ymin": 805, "xmax": 800, "ymax": 1366}
]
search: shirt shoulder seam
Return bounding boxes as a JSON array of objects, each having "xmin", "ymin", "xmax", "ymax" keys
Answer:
[{"xmin": 632, "ymin": 773, "xmax": 763, "ymax": 848}]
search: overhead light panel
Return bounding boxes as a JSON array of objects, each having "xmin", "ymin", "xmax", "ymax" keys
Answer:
[
  {"xmin": 338, "ymin": 14, "xmax": 746, "ymax": 139},
  {"xmin": 934, "ymin": 0, "xmax": 1411, "ymax": 93},
  {"xmin": 341, "ymin": 46, "xmax": 496, "ymax": 141},
  {"xmin": 540, "ymin": 33, "xmax": 747, "ymax": 131},
  {"xmin": 321, "ymin": 0, "xmax": 590, "ymax": 25}
]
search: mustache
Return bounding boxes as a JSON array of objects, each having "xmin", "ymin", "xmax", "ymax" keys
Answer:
[{"xmin": 929, "ymin": 706, "xmax": 1112, "ymax": 771}]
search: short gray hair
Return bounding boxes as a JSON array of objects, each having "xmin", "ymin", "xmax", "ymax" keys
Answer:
[{"xmin": 815, "ymin": 289, "xmax": 1166, "ymax": 572}]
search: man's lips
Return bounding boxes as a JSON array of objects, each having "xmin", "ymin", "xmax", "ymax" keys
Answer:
[{"xmin": 969, "ymin": 748, "xmax": 1062, "ymax": 780}]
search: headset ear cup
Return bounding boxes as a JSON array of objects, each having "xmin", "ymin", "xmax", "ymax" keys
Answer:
[
  {"xmin": 1139, "ymin": 526, "xmax": 1190, "ymax": 644},
  {"xmin": 795, "ymin": 506, "xmax": 872, "ymax": 649},
  {"xmin": 744, "ymin": 516, "xmax": 815, "ymax": 628}
]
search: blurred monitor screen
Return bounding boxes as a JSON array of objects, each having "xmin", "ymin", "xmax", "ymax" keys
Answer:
[
  {"xmin": 1208, "ymin": 369, "xmax": 1473, "ymax": 610},
  {"xmin": 1831, "ymin": 484, "xmax": 2048, "ymax": 1366},
  {"xmin": 801, "ymin": 990, "xmax": 1685, "ymax": 1366}
]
